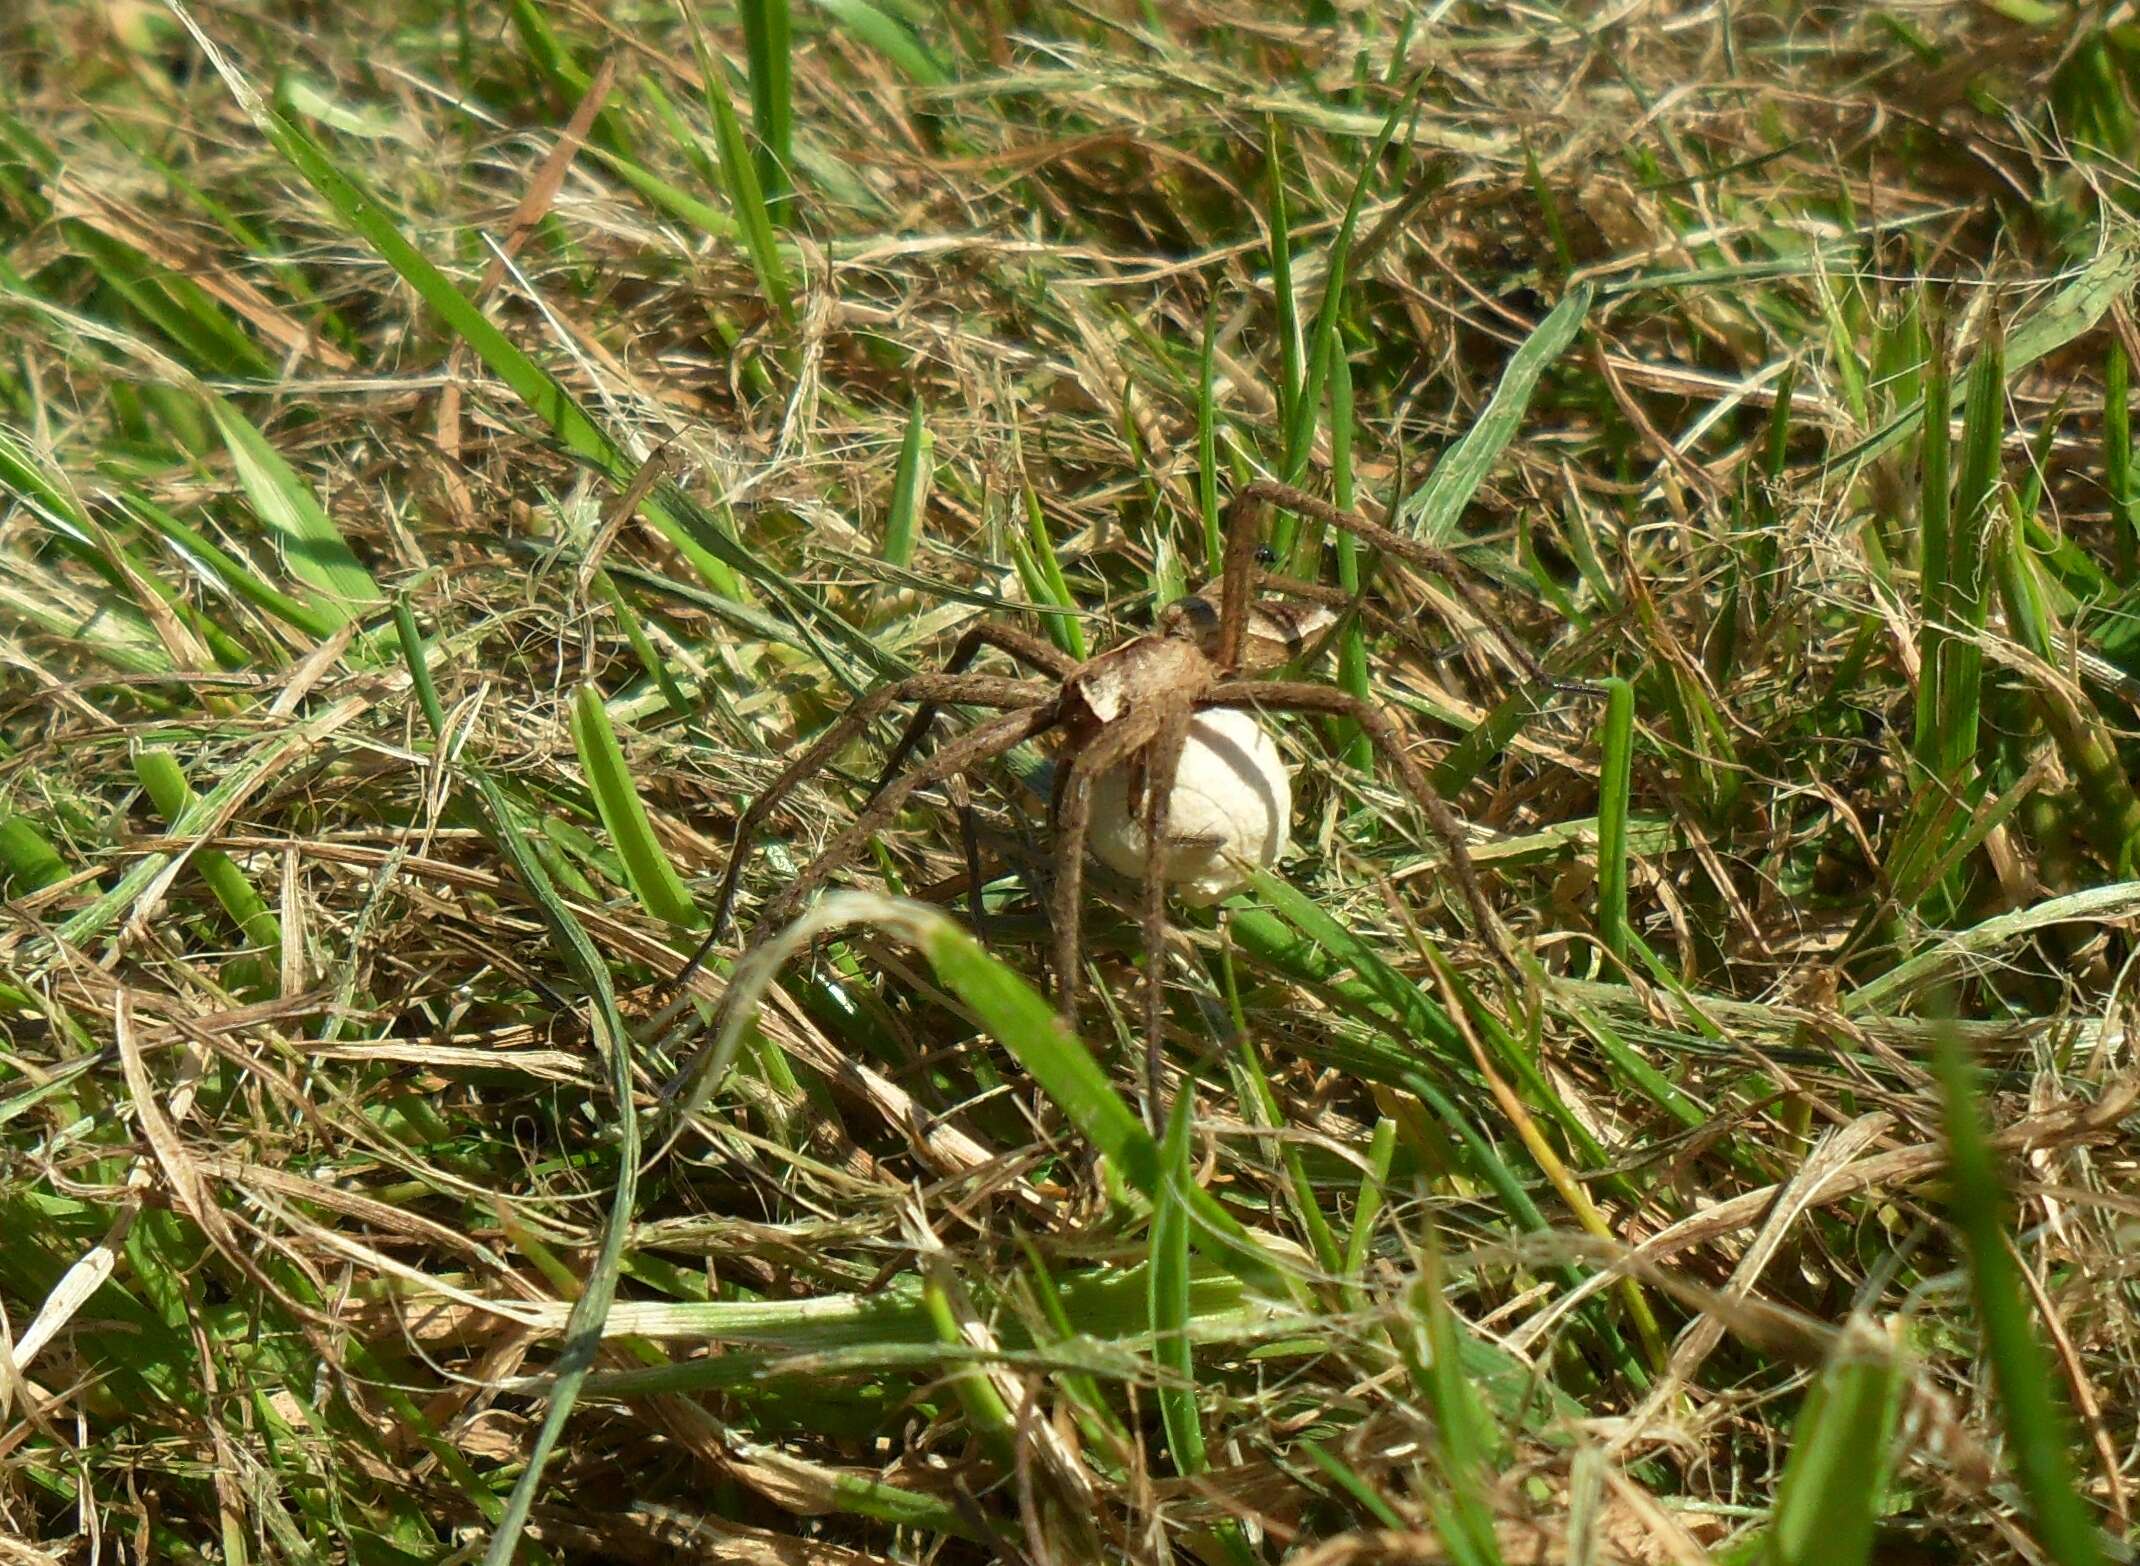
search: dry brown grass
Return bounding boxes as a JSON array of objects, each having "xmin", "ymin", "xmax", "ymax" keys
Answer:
[{"xmin": 1, "ymin": 0, "xmax": 2137, "ymax": 1561}]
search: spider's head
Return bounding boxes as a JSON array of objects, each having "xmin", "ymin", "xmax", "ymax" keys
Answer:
[
  {"xmin": 1154, "ymin": 591, "xmax": 1222, "ymax": 653},
  {"xmin": 1255, "ymin": 544, "xmax": 1278, "ymax": 567}
]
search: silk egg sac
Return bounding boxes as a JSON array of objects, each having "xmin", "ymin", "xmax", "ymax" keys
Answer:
[{"xmin": 1088, "ymin": 707, "xmax": 1291, "ymax": 905}]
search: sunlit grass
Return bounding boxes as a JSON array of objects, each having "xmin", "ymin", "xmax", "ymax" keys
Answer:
[{"xmin": 1, "ymin": 1, "xmax": 2136, "ymax": 1561}]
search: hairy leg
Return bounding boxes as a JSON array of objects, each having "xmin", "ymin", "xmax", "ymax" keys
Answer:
[
  {"xmin": 671, "ymin": 673, "xmax": 1051, "ymax": 995},
  {"xmin": 873, "ymin": 624, "xmax": 1079, "ymax": 797},
  {"xmin": 751, "ymin": 704, "xmax": 1061, "ymax": 939},
  {"xmin": 1205, "ymin": 680, "xmax": 1517, "ymax": 972},
  {"xmin": 1212, "ymin": 487, "xmax": 1277, "ymax": 673},
  {"xmin": 1049, "ymin": 711, "xmax": 1161, "ymax": 1023},
  {"xmin": 656, "ymin": 706, "xmax": 1064, "ymax": 1111},
  {"xmin": 1226, "ymin": 478, "xmax": 1544, "ymax": 683},
  {"xmin": 1136, "ymin": 697, "xmax": 1193, "ymax": 1128},
  {"xmin": 864, "ymin": 625, "xmax": 1076, "ymax": 940}
]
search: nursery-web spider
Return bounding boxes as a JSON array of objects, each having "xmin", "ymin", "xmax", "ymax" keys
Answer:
[{"xmin": 674, "ymin": 479, "xmax": 1522, "ymax": 1123}]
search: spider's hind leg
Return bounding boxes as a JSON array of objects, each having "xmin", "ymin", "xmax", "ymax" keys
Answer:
[
  {"xmin": 670, "ymin": 672, "xmax": 1050, "ymax": 997},
  {"xmin": 1204, "ymin": 679, "xmax": 1519, "ymax": 976}
]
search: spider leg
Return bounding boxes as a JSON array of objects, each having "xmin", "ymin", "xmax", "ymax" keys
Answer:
[
  {"xmin": 750, "ymin": 703, "xmax": 1060, "ymax": 940},
  {"xmin": 1204, "ymin": 679, "xmax": 1518, "ymax": 974},
  {"xmin": 670, "ymin": 673, "xmax": 1051, "ymax": 995},
  {"xmin": 1136, "ymin": 696, "xmax": 1193, "ymax": 1129},
  {"xmin": 661, "ymin": 706, "xmax": 1063, "ymax": 1094},
  {"xmin": 946, "ymin": 772, "xmax": 990, "ymax": 944},
  {"xmin": 872, "ymin": 624, "xmax": 1078, "ymax": 798},
  {"xmin": 1212, "ymin": 486, "xmax": 1279, "ymax": 673},
  {"xmin": 865, "ymin": 625, "xmax": 1076, "ymax": 942},
  {"xmin": 1049, "ymin": 710, "xmax": 1163, "ymax": 1024},
  {"xmin": 1233, "ymin": 479, "xmax": 1545, "ymax": 683}
]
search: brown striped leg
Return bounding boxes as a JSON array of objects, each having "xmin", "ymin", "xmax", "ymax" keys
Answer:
[
  {"xmin": 872, "ymin": 624, "xmax": 1079, "ymax": 797},
  {"xmin": 1048, "ymin": 710, "xmax": 1161, "ymax": 1024},
  {"xmin": 751, "ymin": 704, "xmax": 1061, "ymax": 939},
  {"xmin": 1135, "ymin": 696, "xmax": 1193, "ymax": 1129},
  {"xmin": 671, "ymin": 674, "xmax": 1051, "ymax": 996},
  {"xmin": 1231, "ymin": 478, "xmax": 1544, "ymax": 683},
  {"xmin": 1203, "ymin": 680, "xmax": 1516, "ymax": 973}
]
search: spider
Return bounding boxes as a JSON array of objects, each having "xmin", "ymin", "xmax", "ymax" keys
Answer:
[{"xmin": 673, "ymin": 479, "xmax": 1522, "ymax": 1124}]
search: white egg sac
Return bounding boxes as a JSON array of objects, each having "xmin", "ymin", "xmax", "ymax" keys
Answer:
[{"xmin": 1088, "ymin": 706, "xmax": 1291, "ymax": 905}]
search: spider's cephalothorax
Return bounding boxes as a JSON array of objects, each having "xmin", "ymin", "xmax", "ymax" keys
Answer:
[
  {"xmin": 673, "ymin": 480, "xmax": 1520, "ymax": 1126},
  {"xmin": 1057, "ymin": 623, "xmax": 1214, "ymax": 746}
]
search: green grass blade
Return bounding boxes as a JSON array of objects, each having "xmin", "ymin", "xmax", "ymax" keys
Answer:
[
  {"xmin": 1341, "ymin": 1115, "xmax": 1396, "ymax": 1299},
  {"xmin": 234, "ymin": 69, "xmax": 901, "ymax": 681},
  {"xmin": 680, "ymin": 13, "xmax": 795, "ymax": 323},
  {"xmin": 51, "ymin": 726, "xmax": 309, "ymax": 952},
  {"xmin": 172, "ymin": 39, "xmax": 820, "ymax": 645},
  {"xmin": 586, "ymin": 140, "xmax": 738, "ymax": 242},
  {"xmin": 684, "ymin": 893, "xmax": 1298, "ymax": 1301},
  {"xmin": 1404, "ymin": 1241, "xmax": 1505, "ymax": 1566},
  {"xmin": 1236, "ymin": 866, "xmax": 1464, "ymax": 1067},
  {"xmin": 883, "ymin": 398, "xmax": 931, "ymax": 569},
  {"xmin": 1912, "ymin": 312, "xmax": 1953, "ymax": 775},
  {"xmin": 132, "ymin": 747, "xmax": 282, "ymax": 958},
  {"xmin": 1522, "ymin": 135, "xmax": 1575, "ymax": 279},
  {"xmin": 2107, "ymin": 338, "xmax": 2136, "ymax": 580},
  {"xmin": 1824, "ymin": 241, "xmax": 2139, "ymax": 473},
  {"xmin": 567, "ymin": 685, "xmax": 704, "ymax": 929},
  {"xmin": 1330, "ymin": 346, "xmax": 1374, "ymax": 772},
  {"xmin": 1594, "ymin": 676, "xmax": 1634, "ymax": 964},
  {"xmin": 806, "ymin": 0, "xmax": 947, "ymax": 84},
  {"xmin": 1302, "ymin": 1437, "xmax": 1408, "ymax": 1529},
  {"xmin": 205, "ymin": 398, "xmax": 382, "ymax": 623},
  {"xmin": 394, "ymin": 602, "xmax": 644, "ymax": 1566},
  {"xmin": 114, "ymin": 491, "xmax": 342, "ymax": 640},
  {"xmin": 0, "ymin": 810, "xmax": 68, "ymax": 894},
  {"xmin": 1931, "ymin": 317, "xmax": 2004, "ymax": 781},
  {"xmin": 1266, "ymin": 116, "xmax": 1302, "ymax": 450},
  {"xmin": 1229, "ymin": 1025, "xmax": 1343, "ymax": 1275},
  {"xmin": 1994, "ymin": 509, "xmax": 2140, "ymax": 875},
  {"xmin": 738, "ymin": 0, "xmax": 794, "ymax": 213},
  {"xmin": 1150, "ymin": 1091, "xmax": 1205, "ymax": 1475},
  {"xmin": 1197, "ymin": 301, "xmax": 1222, "ymax": 575},
  {"xmin": 919, "ymin": 1256, "xmax": 1017, "ymax": 1465},
  {"xmin": 1932, "ymin": 1029, "xmax": 2105, "ymax": 1566},
  {"xmin": 1759, "ymin": 1320, "xmax": 1903, "ymax": 1566},
  {"xmin": 1283, "ymin": 93, "xmax": 1405, "ymax": 501},
  {"xmin": 1015, "ymin": 1237, "xmax": 1131, "ymax": 1447},
  {"xmin": 1400, "ymin": 283, "xmax": 1592, "ymax": 543},
  {"xmin": 1019, "ymin": 483, "xmax": 1086, "ymax": 659},
  {"xmin": 506, "ymin": 0, "xmax": 631, "ymax": 154},
  {"xmin": 592, "ymin": 569, "xmax": 695, "ymax": 720}
]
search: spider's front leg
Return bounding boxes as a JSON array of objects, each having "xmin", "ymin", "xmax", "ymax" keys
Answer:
[
  {"xmin": 872, "ymin": 623, "xmax": 1077, "ymax": 797},
  {"xmin": 659, "ymin": 704, "xmax": 1061, "ymax": 1120},
  {"xmin": 865, "ymin": 627, "xmax": 1077, "ymax": 941},
  {"xmin": 752, "ymin": 703, "xmax": 1061, "ymax": 937},
  {"xmin": 1209, "ymin": 486, "xmax": 1282, "ymax": 673},
  {"xmin": 1048, "ymin": 709, "xmax": 1163, "ymax": 1025},
  {"xmin": 1229, "ymin": 479, "xmax": 1545, "ymax": 684},
  {"xmin": 1133, "ymin": 699, "xmax": 1194, "ymax": 1129}
]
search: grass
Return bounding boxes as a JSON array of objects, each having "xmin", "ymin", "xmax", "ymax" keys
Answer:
[{"xmin": 2, "ymin": 1, "xmax": 2138, "ymax": 1562}]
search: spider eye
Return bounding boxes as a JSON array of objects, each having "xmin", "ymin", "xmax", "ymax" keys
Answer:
[{"xmin": 1255, "ymin": 545, "xmax": 1278, "ymax": 566}]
